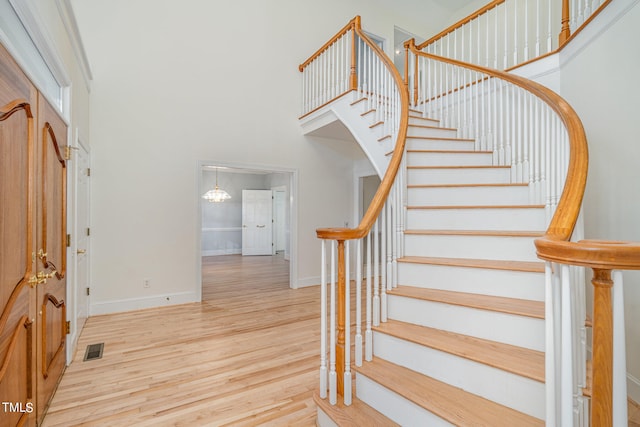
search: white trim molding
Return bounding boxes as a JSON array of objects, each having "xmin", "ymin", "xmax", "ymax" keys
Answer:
[
  {"xmin": 90, "ymin": 291, "xmax": 198, "ymax": 316},
  {"xmin": 629, "ymin": 373, "xmax": 640, "ymax": 404},
  {"xmin": 9, "ymin": 0, "xmax": 70, "ymax": 86},
  {"xmin": 55, "ymin": 0, "xmax": 92, "ymax": 92}
]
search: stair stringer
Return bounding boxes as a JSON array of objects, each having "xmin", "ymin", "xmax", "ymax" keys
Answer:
[{"xmin": 299, "ymin": 91, "xmax": 393, "ymax": 178}]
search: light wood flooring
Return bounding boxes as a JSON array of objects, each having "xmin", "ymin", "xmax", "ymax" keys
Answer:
[
  {"xmin": 38, "ymin": 253, "xmax": 640, "ymax": 426},
  {"xmin": 43, "ymin": 254, "xmax": 319, "ymax": 426}
]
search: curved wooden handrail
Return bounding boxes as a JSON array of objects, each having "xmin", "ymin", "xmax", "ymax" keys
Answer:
[
  {"xmin": 315, "ymin": 19, "xmax": 410, "ymax": 241},
  {"xmin": 417, "ymin": 0, "xmax": 506, "ymax": 50},
  {"xmin": 408, "ymin": 43, "xmax": 588, "ymax": 243},
  {"xmin": 535, "ymin": 238, "xmax": 640, "ymax": 270}
]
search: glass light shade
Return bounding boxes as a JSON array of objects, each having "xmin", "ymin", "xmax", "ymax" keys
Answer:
[{"xmin": 202, "ymin": 185, "xmax": 231, "ymax": 203}]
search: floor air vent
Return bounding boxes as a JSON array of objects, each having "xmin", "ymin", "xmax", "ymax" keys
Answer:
[{"xmin": 83, "ymin": 343, "xmax": 104, "ymax": 361}]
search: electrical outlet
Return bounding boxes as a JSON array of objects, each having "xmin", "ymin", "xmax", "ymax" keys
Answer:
[{"xmin": 143, "ymin": 279, "xmax": 150, "ymax": 288}]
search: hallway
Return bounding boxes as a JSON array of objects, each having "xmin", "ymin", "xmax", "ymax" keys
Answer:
[{"xmin": 43, "ymin": 255, "xmax": 318, "ymax": 426}]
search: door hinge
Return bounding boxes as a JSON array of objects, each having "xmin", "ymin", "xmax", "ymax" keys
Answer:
[
  {"xmin": 66, "ymin": 234, "xmax": 71, "ymax": 247},
  {"xmin": 65, "ymin": 321, "xmax": 71, "ymax": 334},
  {"xmin": 86, "ymin": 228, "xmax": 90, "ymax": 236},
  {"xmin": 64, "ymin": 146, "xmax": 71, "ymax": 160},
  {"xmin": 87, "ymin": 167, "xmax": 91, "ymax": 176},
  {"xmin": 86, "ymin": 287, "xmax": 90, "ymax": 296}
]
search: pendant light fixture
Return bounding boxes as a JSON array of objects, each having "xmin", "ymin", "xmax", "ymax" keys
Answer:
[{"xmin": 202, "ymin": 167, "xmax": 231, "ymax": 203}]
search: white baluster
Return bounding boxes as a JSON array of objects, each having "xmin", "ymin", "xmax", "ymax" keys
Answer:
[
  {"xmin": 380, "ymin": 207, "xmax": 387, "ymax": 323},
  {"xmin": 513, "ymin": 0, "xmax": 519, "ymax": 67},
  {"xmin": 547, "ymin": 0, "xmax": 553, "ymax": 53},
  {"xmin": 320, "ymin": 240, "xmax": 327, "ymax": 399},
  {"xmin": 365, "ymin": 231, "xmax": 373, "ymax": 361},
  {"xmin": 561, "ymin": 264, "xmax": 574, "ymax": 427},
  {"xmin": 344, "ymin": 241, "xmax": 352, "ymax": 406},
  {"xmin": 355, "ymin": 239, "xmax": 363, "ymax": 367},
  {"xmin": 493, "ymin": 7, "xmax": 498, "ymax": 68},
  {"xmin": 545, "ymin": 262, "xmax": 557, "ymax": 427},
  {"xmin": 524, "ymin": 0, "xmax": 529, "ymax": 62},
  {"xmin": 386, "ymin": 196, "xmax": 393, "ymax": 291},
  {"xmin": 535, "ymin": 0, "xmax": 541, "ymax": 57},
  {"xmin": 373, "ymin": 219, "xmax": 380, "ymax": 327},
  {"xmin": 612, "ymin": 270, "xmax": 628, "ymax": 427},
  {"xmin": 329, "ymin": 240, "xmax": 337, "ymax": 405}
]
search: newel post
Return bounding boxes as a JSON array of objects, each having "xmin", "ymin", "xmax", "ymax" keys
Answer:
[
  {"xmin": 336, "ymin": 240, "xmax": 346, "ymax": 396},
  {"xmin": 559, "ymin": 0, "xmax": 571, "ymax": 45},
  {"xmin": 349, "ymin": 17, "xmax": 360, "ymax": 91},
  {"xmin": 590, "ymin": 268, "xmax": 614, "ymax": 427}
]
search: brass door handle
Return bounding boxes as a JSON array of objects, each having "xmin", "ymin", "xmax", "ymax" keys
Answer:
[
  {"xmin": 27, "ymin": 270, "xmax": 57, "ymax": 288},
  {"xmin": 77, "ymin": 249, "xmax": 86, "ymax": 254}
]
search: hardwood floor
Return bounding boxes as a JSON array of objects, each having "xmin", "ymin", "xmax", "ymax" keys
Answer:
[{"xmin": 43, "ymin": 254, "xmax": 319, "ymax": 426}]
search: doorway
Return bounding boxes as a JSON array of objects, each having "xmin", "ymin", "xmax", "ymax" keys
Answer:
[{"xmin": 197, "ymin": 162, "xmax": 297, "ymax": 299}]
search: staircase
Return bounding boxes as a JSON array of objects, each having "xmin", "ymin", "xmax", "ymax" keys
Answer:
[
  {"xmin": 297, "ymin": 6, "xmax": 640, "ymax": 425},
  {"xmin": 313, "ymin": 104, "xmax": 548, "ymax": 425}
]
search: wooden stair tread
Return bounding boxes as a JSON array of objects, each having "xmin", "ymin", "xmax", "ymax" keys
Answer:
[
  {"xmin": 404, "ymin": 229, "xmax": 544, "ymax": 237},
  {"xmin": 409, "ymin": 123, "xmax": 457, "ymax": 131},
  {"xmin": 407, "ymin": 165, "xmax": 511, "ymax": 169},
  {"xmin": 407, "ymin": 204, "xmax": 545, "ymax": 210},
  {"xmin": 390, "ymin": 286, "xmax": 544, "ymax": 319},
  {"xmin": 357, "ymin": 358, "xmax": 544, "ymax": 426},
  {"xmin": 407, "ymin": 135, "xmax": 475, "ymax": 142},
  {"xmin": 399, "ymin": 256, "xmax": 545, "ymax": 273},
  {"xmin": 407, "ymin": 149, "xmax": 492, "ymax": 154},
  {"xmin": 374, "ymin": 320, "xmax": 545, "ymax": 382},
  {"xmin": 313, "ymin": 391, "xmax": 399, "ymax": 427},
  {"xmin": 408, "ymin": 183, "xmax": 529, "ymax": 188}
]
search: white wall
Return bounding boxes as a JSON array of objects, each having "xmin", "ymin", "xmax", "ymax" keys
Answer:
[
  {"xmin": 558, "ymin": 1, "xmax": 640, "ymax": 400},
  {"xmin": 70, "ymin": 0, "xmax": 444, "ymax": 313}
]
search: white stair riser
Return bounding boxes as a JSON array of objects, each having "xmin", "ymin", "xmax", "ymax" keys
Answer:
[
  {"xmin": 407, "ymin": 151, "xmax": 493, "ymax": 167},
  {"xmin": 387, "ymin": 295, "xmax": 545, "ymax": 351},
  {"xmin": 409, "ymin": 115, "xmax": 440, "ymax": 127},
  {"xmin": 406, "ymin": 138, "xmax": 475, "ymax": 151},
  {"xmin": 355, "ymin": 374, "xmax": 453, "ymax": 427},
  {"xmin": 408, "ymin": 167, "xmax": 511, "ymax": 185},
  {"xmin": 406, "ymin": 207, "xmax": 547, "ymax": 231},
  {"xmin": 316, "ymin": 408, "xmax": 339, "ymax": 427},
  {"xmin": 404, "ymin": 234, "xmax": 539, "ymax": 262},
  {"xmin": 407, "ymin": 185, "xmax": 531, "ymax": 206},
  {"xmin": 372, "ymin": 332, "xmax": 546, "ymax": 420},
  {"xmin": 407, "ymin": 126, "xmax": 458, "ymax": 139},
  {"xmin": 398, "ymin": 262, "xmax": 545, "ymax": 301}
]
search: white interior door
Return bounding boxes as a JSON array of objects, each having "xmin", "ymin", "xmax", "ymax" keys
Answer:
[
  {"xmin": 75, "ymin": 143, "xmax": 90, "ymax": 330},
  {"xmin": 242, "ymin": 190, "xmax": 273, "ymax": 256}
]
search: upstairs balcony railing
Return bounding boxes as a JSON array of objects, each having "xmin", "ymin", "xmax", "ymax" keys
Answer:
[{"xmin": 418, "ymin": 0, "xmax": 613, "ymax": 70}]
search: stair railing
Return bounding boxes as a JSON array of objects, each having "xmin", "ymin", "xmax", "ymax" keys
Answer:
[
  {"xmin": 299, "ymin": 16, "xmax": 409, "ymax": 406},
  {"xmin": 418, "ymin": 0, "xmax": 612, "ymax": 70},
  {"xmin": 405, "ymin": 39, "xmax": 571, "ymax": 215},
  {"xmin": 405, "ymin": 40, "xmax": 592, "ymax": 424}
]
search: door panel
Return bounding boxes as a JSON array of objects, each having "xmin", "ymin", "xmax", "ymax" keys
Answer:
[
  {"xmin": 0, "ymin": 44, "xmax": 38, "ymax": 427},
  {"xmin": 35, "ymin": 93, "xmax": 67, "ymax": 421},
  {"xmin": 242, "ymin": 190, "xmax": 273, "ymax": 256}
]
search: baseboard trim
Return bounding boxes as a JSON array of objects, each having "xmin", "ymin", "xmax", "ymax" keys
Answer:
[
  {"xmin": 90, "ymin": 291, "xmax": 198, "ymax": 316},
  {"xmin": 629, "ymin": 373, "xmax": 640, "ymax": 403},
  {"xmin": 202, "ymin": 249, "xmax": 242, "ymax": 256},
  {"xmin": 297, "ymin": 276, "xmax": 320, "ymax": 288}
]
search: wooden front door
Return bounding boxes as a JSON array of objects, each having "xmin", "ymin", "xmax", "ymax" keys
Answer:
[
  {"xmin": 0, "ymin": 43, "xmax": 67, "ymax": 427},
  {"xmin": 35, "ymin": 93, "xmax": 67, "ymax": 421}
]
